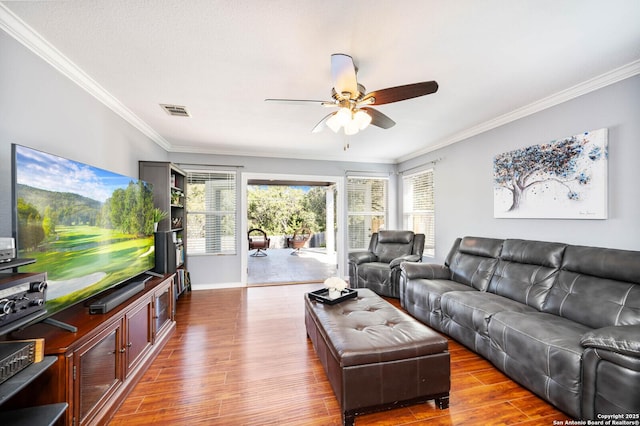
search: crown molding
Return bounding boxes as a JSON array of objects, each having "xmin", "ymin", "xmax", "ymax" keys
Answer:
[
  {"xmin": 3, "ymin": 3, "xmax": 638, "ymax": 164},
  {"xmin": 396, "ymin": 59, "xmax": 640, "ymax": 164},
  {"xmin": 0, "ymin": 4, "xmax": 172, "ymax": 151}
]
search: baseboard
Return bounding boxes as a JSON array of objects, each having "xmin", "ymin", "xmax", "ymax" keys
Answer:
[{"xmin": 190, "ymin": 282, "xmax": 244, "ymax": 290}]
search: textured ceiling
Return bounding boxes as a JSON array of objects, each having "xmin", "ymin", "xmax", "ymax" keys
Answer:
[{"xmin": 2, "ymin": 0, "xmax": 640, "ymax": 163}]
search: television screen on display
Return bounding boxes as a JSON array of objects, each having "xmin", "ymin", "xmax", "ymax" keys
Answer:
[{"xmin": 12, "ymin": 144, "xmax": 155, "ymax": 317}]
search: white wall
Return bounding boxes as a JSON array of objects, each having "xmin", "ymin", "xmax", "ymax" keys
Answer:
[
  {"xmin": 168, "ymin": 152, "xmax": 397, "ymax": 287},
  {"xmin": 0, "ymin": 31, "xmax": 168, "ymax": 237},
  {"xmin": 399, "ymin": 75, "xmax": 640, "ymax": 263}
]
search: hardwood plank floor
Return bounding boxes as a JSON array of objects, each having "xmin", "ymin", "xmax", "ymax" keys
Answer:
[{"xmin": 109, "ymin": 283, "xmax": 572, "ymax": 425}]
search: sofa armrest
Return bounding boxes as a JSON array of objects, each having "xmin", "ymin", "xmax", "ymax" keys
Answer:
[
  {"xmin": 581, "ymin": 325, "xmax": 640, "ymax": 357},
  {"xmin": 400, "ymin": 262, "xmax": 451, "ymax": 280},
  {"xmin": 581, "ymin": 326, "xmax": 640, "ymax": 418},
  {"xmin": 390, "ymin": 254, "xmax": 421, "ymax": 269},
  {"xmin": 348, "ymin": 251, "xmax": 378, "ymax": 265}
]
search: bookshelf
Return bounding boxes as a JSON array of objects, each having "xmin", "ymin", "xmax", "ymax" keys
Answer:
[{"xmin": 139, "ymin": 161, "xmax": 190, "ymax": 299}]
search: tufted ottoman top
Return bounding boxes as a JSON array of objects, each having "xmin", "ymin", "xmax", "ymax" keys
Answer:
[{"xmin": 305, "ymin": 288, "xmax": 448, "ymax": 367}]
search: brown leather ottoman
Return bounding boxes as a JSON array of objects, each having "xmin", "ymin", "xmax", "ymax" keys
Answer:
[{"xmin": 305, "ymin": 288, "xmax": 450, "ymax": 425}]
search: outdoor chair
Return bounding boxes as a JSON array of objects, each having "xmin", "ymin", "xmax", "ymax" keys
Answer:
[
  {"xmin": 248, "ymin": 228, "xmax": 270, "ymax": 256},
  {"xmin": 286, "ymin": 227, "xmax": 312, "ymax": 255}
]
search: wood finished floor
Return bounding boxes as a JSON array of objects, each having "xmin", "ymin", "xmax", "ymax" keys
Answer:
[{"xmin": 109, "ymin": 283, "xmax": 572, "ymax": 425}]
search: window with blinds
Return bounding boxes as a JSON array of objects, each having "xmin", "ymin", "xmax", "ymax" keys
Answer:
[
  {"xmin": 403, "ymin": 168, "xmax": 435, "ymax": 257},
  {"xmin": 347, "ymin": 177, "xmax": 388, "ymax": 250},
  {"xmin": 186, "ymin": 170, "xmax": 237, "ymax": 255}
]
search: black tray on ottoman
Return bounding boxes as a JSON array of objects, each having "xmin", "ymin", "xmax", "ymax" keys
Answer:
[{"xmin": 308, "ymin": 288, "xmax": 357, "ymax": 305}]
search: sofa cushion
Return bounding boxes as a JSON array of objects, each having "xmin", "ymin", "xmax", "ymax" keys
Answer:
[
  {"xmin": 499, "ymin": 239, "xmax": 566, "ymax": 268},
  {"xmin": 487, "ymin": 239, "xmax": 566, "ymax": 310},
  {"xmin": 440, "ymin": 291, "xmax": 537, "ymax": 357},
  {"xmin": 441, "ymin": 291, "xmax": 537, "ymax": 338},
  {"xmin": 375, "ymin": 231, "xmax": 414, "ymax": 263},
  {"xmin": 357, "ymin": 262, "xmax": 391, "ymax": 286},
  {"xmin": 543, "ymin": 245, "xmax": 640, "ymax": 329},
  {"xmin": 448, "ymin": 237, "xmax": 503, "ymax": 291},
  {"xmin": 378, "ymin": 230, "xmax": 414, "ymax": 244},
  {"xmin": 402, "ymin": 278, "xmax": 476, "ymax": 331},
  {"xmin": 488, "ymin": 311, "xmax": 590, "ymax": 419}
]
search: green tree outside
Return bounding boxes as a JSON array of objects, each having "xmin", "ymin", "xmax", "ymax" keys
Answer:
[{"xmin": 247, "ymin": 186, "xmax": 327, "ymax": 236}]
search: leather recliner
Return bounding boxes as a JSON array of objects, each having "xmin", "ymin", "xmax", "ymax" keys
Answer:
[{"xmin": 348, "ymin": 230, "xmax": 425, "ymax": 298}]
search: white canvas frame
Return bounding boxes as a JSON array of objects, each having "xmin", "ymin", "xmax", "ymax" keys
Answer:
[{"xmin": 493, "ymin": 128, "xmax": 608, "ymax": 219}]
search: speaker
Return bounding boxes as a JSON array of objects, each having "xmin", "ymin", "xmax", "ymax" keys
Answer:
[
  {"xmin": 89, "ymin": 280, "xmax": 147, "ymax": 314},
  {"xmin": 154, "ymin": 231, "xmax": 176, "ymax": 274}
]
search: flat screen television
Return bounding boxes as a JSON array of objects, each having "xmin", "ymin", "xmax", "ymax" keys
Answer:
[{"xmin": 11, "ymin": 144, "xmax": 155, "ymax": 318}]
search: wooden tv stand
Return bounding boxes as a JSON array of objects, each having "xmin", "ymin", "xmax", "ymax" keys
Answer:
[{"xmin": 5, "ymin": 273, "xmax": 176, "ymax": 426}]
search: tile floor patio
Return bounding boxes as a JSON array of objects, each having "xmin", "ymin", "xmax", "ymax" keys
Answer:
[{"xmin": 247, "ymin": 247, "xmax": 338, "ymax": 285}]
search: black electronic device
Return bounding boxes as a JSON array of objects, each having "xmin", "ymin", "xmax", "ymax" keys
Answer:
[
  {"xmin": 154, "ymin": 231, "xmax": 177, "ymax": 274},
  {"xmin": 0, "ymin": 340, "xmax": 36, "ymax": 385},
  {"xmin": 0, "ymin": 272, "xmax": 47, "ymax": 331},
  {"xmin": 0, "ymin": 237, "xmax": 16, "ymax": 263},
  {"xmin": 88, "ymin": 278, "xmax": 148, "ymax": 314}
]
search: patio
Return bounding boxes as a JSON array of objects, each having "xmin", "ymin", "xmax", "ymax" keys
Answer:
[{"xmin": 247, "ymin": 247, "xmax": 338, "ymax": 285}]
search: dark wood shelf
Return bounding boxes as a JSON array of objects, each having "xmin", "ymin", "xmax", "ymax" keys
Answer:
[
  {"xmin": 0, "ymin": 308, "xmax": 48, "ymax": 336},
  {"xmin": 2, "ymin": 402, "xmax": 68, "ymax": 426},
  {"xmin": 0, "ymin": 258, "xmax": 35, "ymax": 272},
  {"xmin": 0, "ymin": 356, "xmax": 57, "ymax": 404}
]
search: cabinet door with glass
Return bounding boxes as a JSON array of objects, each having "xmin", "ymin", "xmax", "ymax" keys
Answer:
[
  {"xmin": 153, "ymin": 277, "xmax": 174, "ymax": 341},
  {"xmin": 74, "ymin": 320, "xmax": 123, "ymax": 425}
]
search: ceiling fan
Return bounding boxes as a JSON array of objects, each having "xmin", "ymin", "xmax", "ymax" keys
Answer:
[{"xmin": 265, "ymin": 53, "xmax": 438, "ymax": 136}]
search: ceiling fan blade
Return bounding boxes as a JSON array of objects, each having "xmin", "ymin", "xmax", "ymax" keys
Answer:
[
  {"xmin": 331, "ymin": 54, "xmax": 359, "ymax": 98},
  {"xmin": 311, "ymin": 112, "xmax": 335, "ymax": 133},
  {"xmin": 361, "ymin": 81, "xmax": 438, "ymax": 105},
  {"xmin": 362, "ymin": 107, "xmax": 395, "ymax": 129}
]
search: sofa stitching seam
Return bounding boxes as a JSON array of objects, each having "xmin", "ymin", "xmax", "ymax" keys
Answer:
[
  {"xmin": 558, "ymin": 274, "xmax": 580, "ymax": 316},
  {"xmin": 615, "ymin": 286, "xmax": 633, "ymax": 325}
]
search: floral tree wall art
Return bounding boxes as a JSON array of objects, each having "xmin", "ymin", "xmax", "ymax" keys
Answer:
[{"xmin": 493, "ymin": 128, "xmax": 608, "ymax": 219}]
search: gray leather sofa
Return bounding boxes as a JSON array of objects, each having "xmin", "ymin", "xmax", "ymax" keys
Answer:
[
  {"xmin": 348, "ymin": 230, "xmax": 425, "ymax": 298},
  {"xmin": 400, "ymin": 236, "xmax": 640, "ymax": 419}
]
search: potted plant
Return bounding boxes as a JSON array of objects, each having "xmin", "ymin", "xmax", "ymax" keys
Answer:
[{"xmin": 152, "ymin": 208, "xmax": 169, "ymax": 232}]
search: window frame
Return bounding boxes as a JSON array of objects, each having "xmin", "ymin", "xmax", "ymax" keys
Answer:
[
  {"xmin": 185, "ymin": 169, "xmax": 237, "ymax": 256},
  {"xmin": 402, "ymin": 168, "xmax": 435, "ymax": 257},
  {"xmin": 346, "ymin": 176, "xmax": 388, "ymax": 251}
]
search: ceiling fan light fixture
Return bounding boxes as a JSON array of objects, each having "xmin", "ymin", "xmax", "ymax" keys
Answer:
[
  {"xmin": 353, "ymin": 109, "xmax": 372, "ymax": 130},
  {"xmin": 326, "ymin": 113, "xmax": 342, "ymax": 132},
  {"xmin": 327, "ymin": 107, "xmax": 352, "ymax": 133},
  {"xmin": 335, "ymin": 107, "xmax": 352, "ymax": 126},
  {"xmin": 344, "ymin": 119, "xmax": 360, "ymax": 136}
]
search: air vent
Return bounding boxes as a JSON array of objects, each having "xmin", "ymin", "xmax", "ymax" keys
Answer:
[{"xmin": 160, "ymin": 104, "xmax": 191, "ymax": 117}]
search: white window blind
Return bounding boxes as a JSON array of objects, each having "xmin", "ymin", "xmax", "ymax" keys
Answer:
[
  {"xmin": 403, "ymin": 169, "xmax": 435, "ymax": 256},
  {"xmin": 347, "ymin": 177, "xmax": 387, "ymax": 250},
  {"xmin": 186, "ymin": 170, "xmax": 236, "ymax": 255}
]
